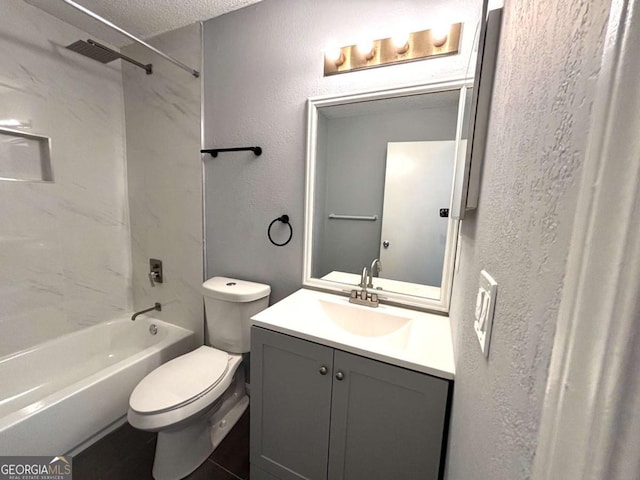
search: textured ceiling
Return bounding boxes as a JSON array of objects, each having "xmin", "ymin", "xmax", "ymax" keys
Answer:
[{"xmin": 24, "ymin": 0, "xmax": 262, "ymax": 46}]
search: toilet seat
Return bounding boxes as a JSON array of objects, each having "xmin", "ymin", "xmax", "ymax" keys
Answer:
[
  {"xmin": 130, "ymin": 346, "xmax": 229, "ymax": 414},
  {"xmin": 128, "ymin": 346, "xmax": 243, "ymax": 431}
]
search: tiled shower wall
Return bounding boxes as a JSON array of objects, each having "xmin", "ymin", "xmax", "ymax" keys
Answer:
[
  {"xmin": 122, "ymin": 24, "xmax": 204, "ymax": 344},
  {"xmin": 0, "ymin": 1, "xmax": 131, "ymax": 357}
]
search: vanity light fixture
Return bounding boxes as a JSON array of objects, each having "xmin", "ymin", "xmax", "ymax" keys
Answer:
[{"xmin": 323, "ymin": 23, "xmax": 462, "ymax": 76}]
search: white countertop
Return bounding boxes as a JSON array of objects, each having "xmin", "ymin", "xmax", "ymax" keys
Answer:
[{"xmin": 251, "ymin": 288, "xmax": 455, "ymax": 380}]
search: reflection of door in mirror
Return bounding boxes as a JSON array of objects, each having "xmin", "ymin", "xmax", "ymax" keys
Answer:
[{"xmin": 380, "ymin": 141, "xmax": 455, "ymax": 286}]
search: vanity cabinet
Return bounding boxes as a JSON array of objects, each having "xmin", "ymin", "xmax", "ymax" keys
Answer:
[{"xmin": 250, "ymin": 327, "xmax": 452, "ymax": 480}]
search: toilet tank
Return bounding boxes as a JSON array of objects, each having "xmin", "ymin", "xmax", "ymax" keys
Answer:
[{"xmin": 202, "ymin": 277, "xmax": 270, "ymax": 353}]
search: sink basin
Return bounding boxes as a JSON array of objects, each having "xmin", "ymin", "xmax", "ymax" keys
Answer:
[
  {"xmin": 251, "ymin": 288, "xmax": 456, "ymax": 379},
  {"xmin": 318, "ymin": 300, "xmax": 410, "ymax": 337},
  {"xmin": 306, "ymin": 296, "xmax": 413, "ymax": 350}
]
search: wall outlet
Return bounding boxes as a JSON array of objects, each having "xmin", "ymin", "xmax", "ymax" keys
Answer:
[{"xmin": 474, "ymin": 269, "xmax": 497, "ymax": 357}]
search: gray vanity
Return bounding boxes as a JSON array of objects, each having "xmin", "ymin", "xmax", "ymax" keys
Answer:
[
  {"xmin": 250, "ymin": 327, "xmax": 451, "ymax": 480},
  {"xmin": 248, "ymin": 289, "xmax": 455, "ymax": 480}
]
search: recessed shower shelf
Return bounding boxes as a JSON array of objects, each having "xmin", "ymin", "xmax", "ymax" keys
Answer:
[{"xmin": 0, "ymin": 127, "xmax": 53, "ymax": 182}]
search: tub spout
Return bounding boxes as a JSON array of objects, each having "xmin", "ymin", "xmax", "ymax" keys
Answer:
[{"xmin": 131, "ymin": 302, "xmax": 161, "ymax": 321}]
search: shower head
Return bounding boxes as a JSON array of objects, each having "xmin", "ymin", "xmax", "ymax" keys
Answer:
[
  {"xmin": 65, "ymin": 39, "xmax": 153, "ymax": 74},
  {"xmin": 65, "ymin": 39, "xmax": 120, "ymax": 63}
]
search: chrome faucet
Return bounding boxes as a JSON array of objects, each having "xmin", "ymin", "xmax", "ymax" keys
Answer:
[
  {"xmin": 367, "ymin": 259, "xmax": 382, "ymax": 288},
  {"xmin": 350, "ymin": 266, "xmax": 379, "ymax": 308},
  {"xmin": 360, "ymin": 267, "xmax": 369, "ymax": 291}
]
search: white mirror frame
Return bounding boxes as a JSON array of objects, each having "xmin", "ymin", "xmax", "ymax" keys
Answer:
[{"xmin": 303, "ymin": 78, "xmax": 473, "ymax": 312}]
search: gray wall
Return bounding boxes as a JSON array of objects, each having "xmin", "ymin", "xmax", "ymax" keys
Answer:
[
  {"xmin": 123, "ymin": 24, "xmax": 204, "ymax": 344},
  {"xmin": 315, "ymin": 105, "xmax": 458, "ymax": 281},
  {"xmin": 0, "ymin": 1, "xmax": 130, "ymax": 357},
  {"xmin": 203, "ymin": 0, "xmax": 480, "ymax": 302},
  {"xmin": 445, "ymin": 0, "xmax": 610, "ymax": 478}
]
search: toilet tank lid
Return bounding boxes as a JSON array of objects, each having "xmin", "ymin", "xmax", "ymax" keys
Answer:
[{"xmin": 202, "ymin": 277, "xmax": 271, "ymax": 302}]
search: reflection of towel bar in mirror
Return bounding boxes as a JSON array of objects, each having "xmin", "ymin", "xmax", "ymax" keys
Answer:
[{"xmin": 328, "ymin": 214, "xmax": 378, "ymax": 221}]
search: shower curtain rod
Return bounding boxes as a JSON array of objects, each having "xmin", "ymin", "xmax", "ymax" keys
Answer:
[{"xmin": 61, "ymin": 0, "xmax": 200, "ymax": 78}]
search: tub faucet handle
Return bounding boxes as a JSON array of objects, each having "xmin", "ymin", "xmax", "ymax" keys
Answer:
[
  {"xmin": 149, "ymin": 271, "xmax": 159, "ymax": 286},
  {"xmin": 149, "ymin": 259, "xmax": 163, "ymax": 287}
]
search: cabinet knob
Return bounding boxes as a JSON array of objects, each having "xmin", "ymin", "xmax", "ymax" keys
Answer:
[
  {"xmin": 319, "ymin": 366, "xmax": 328, "ymax": 375},
  {"xmin": 335, "ymin": 371, "xmax": 344, "ymax": 381}
]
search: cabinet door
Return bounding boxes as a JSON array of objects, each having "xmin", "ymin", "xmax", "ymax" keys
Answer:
[
  {"xmin": 251, "ymin": 327, "xmax": 334, "ymax": 480},
  {"xmin": 328, "ymin": 351, "xmax": 451, "ymax": 480}
]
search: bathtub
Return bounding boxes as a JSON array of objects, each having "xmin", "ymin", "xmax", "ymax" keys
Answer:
[{"xmin": 0, "ymin": 316, "xmax": 196, "ymax": 455}]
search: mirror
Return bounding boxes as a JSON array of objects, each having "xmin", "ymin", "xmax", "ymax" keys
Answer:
[{"xmin": 304, "ymin": 81, "xmax": 473, "ymax": 311}]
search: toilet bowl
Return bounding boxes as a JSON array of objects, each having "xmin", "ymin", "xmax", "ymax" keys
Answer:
[{"xmin": 127, "ymin": 277, "xmax": 270, "ymax": 480}]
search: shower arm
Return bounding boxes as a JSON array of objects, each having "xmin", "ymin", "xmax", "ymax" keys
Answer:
[
  {"xmin": 87, "ymin": 39, "xmax": 153, "ymax": 75},
  {"xmin": 60, "ymin": 0, "xmax": 200, "ymax": 78}
]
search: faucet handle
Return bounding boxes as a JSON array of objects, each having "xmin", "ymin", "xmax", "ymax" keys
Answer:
[{"xmin": 149, "ymin": 258, "xmax": 163, "ymax": 287}]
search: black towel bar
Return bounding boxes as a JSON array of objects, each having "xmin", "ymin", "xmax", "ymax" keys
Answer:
[{"xmin": 201, "ymin": 146, "xmax": 262, "ymax": 157}]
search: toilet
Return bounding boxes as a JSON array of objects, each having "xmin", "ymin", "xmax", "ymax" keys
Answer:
[{"xmin": 127, "ymin": 277, "xmax": 270, "ymax": 480}]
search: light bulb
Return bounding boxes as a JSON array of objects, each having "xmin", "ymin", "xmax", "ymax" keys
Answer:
[
  {"xmin": 391, "ymin": 32, "xmax": 410, "ymax": 54},
  {"xmin": 357, "ymin": 40, "xmax": 375, "ymax": 60},
  {"xmin": 431, "ymin": 25, "xmax": 449, "ymax": 47},
  {"xmin": 325, "ymin": 45, "xmax": 345, "ymax": 66}
]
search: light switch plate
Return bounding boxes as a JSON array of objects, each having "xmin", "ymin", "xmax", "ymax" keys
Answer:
[{"xmin": 474, "ymin": 269, "xmax": 497, "ymax": 357}]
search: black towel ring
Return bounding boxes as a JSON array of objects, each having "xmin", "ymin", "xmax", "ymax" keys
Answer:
[{"xmin": 268, "ymin": 215, "xmax": 293, "ymax": 247}]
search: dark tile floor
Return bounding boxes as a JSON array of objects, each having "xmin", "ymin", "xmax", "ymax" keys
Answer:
[{"xmin": 73, "ymin": 411, "xmax": 249, "ymax": 480}]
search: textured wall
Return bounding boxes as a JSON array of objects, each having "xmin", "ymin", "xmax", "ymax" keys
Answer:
[
  {"xmin": 0, "ymin": 1, "xmax": 131, "ymax": 357},
  {"xmin": 123, "ymin": 24, "xmax": 204, "ymax": 343},
  {"xmin": 203, "ymin": 0, "xmax": 480, "ymax": 302},
  {"xmin": 445, "ymin": 0, "xmax": 610, "ymax": 478}
]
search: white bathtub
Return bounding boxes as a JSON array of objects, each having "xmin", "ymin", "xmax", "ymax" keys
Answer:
[{"xmin": 0, "ymin": 316, "xmax": 196, "ymax": 455}]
